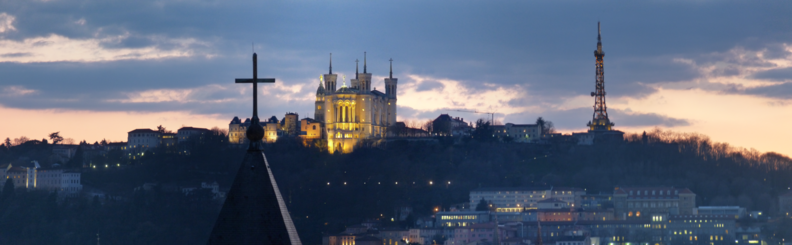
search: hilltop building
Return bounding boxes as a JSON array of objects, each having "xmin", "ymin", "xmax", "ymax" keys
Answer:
[
  {"xmin": 126, "ymin": 126, "xmax": 211, "ymax": 155},
  {"xmin": 469, "ymin": 187, "xmax": 585, "ymax": 212},
  {"xmin": 317, "ymin": 53, "xmax": 398, "ymax": 153},
  {"xmin": 0, "ymin": 163, "xmax": 82, "ymax": 195},
  {"xmin": 229, "ymin": 53, "xmax": 398, "ymax": 153}
]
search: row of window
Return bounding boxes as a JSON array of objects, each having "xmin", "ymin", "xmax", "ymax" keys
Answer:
[{"xmin": 628, "ymin": 201, "xmax": 679, "ymax": 208}]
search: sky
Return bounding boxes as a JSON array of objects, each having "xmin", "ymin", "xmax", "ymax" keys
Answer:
[{"xmin": 1, "ymin": 0, "xmax": 791, "ymax": 156}]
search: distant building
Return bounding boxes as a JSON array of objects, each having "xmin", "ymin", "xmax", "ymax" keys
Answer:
[
  {"xmin": 176, "ymin": 126, "xmax": 211, "ymax": 143},
  {"xmin": 436, "ymin": 211, "xmax": 490, "ymax": 227},
  {"xmin": 580, "ymin": 193, "xmax": 613, "ymax": 210},
  {"xmin": 228, "ymin": 115, "xmax": 283, "ymax": 144},
  {"xmin": 695, "ymin": 206, "xmax": 746, "ymax": 219},
  {"xmin": 613, "ymin": 187, "xmax": 696, "ymax": 220},
  {"xmin": 470, "ymin": 187, "xmax": 585, "ymax": 212},
  {"xmin": 667, "ymin": 214, "xmax": 736, "ymax": 243},
  {"xmin": 0, "ymin": 163, "xmax": 82, "ymax": 195},
  {"xmin": 127, "ymin": 128, "xmax": 161, "ymax": 153},
  {"xmin": 491, "ymin": 123, "xmax": 542, "ymax": 143},
  {"xmin": 779, "ymin": 190, "xmax": 792, "ymax": 216},
  {"xmin": 431, "ymin": 114, "xmax": 473, "ymax": 137},
  {"xmin": 299, "ymin": 118, "xmax": 323, "ymax": 140}
]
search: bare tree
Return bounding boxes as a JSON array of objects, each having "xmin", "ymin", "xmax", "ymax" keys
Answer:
[{"xmin": 49, "ymin": 132, "xmax": 64, "ymax": 144}]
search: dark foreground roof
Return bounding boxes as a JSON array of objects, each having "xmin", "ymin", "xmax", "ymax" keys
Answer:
[{"xmin": 207, "ymin": 150, "xmax": 301, "ymax": 245}]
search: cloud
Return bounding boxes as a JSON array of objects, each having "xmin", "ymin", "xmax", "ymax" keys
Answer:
[
  {"xmin": 397, "ymin": 74, "xmax": 534, "ymax": 116},
  {"xmin": 0, "ymin": 13, "xmax": 16, "ymax": 33},
  {"xmin": 2, "ymin": 85, "xmax": 37, "ymax": 96},
  {"xmin": 0, "ymin": 34, "xmax": 212, "ymax": 63}
]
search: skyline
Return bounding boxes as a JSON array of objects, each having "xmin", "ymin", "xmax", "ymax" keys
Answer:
[{"xmin": 1, "ymin": 1, "xmax": 792, "ymax": 156}]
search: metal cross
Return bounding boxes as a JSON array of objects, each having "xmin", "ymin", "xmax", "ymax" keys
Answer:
[{"xmin": 235, "ymin": 53, "xmax": 275, "ymax": 119}]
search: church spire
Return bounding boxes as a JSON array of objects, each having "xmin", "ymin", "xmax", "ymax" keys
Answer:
[
  {"xmin": 329, "ymin": 53, "xmax": 333, "ymax": 74},
  {"xmin": 355, "ymin": 59, "xmax": 359, "ymax": 80},
  {"xmin": 364, "ymin": 51, "xmax": 367, "ymax": 73},
  {"xmin": 389, "ymin": 58, "xmax": 393, "ymax": 79}
]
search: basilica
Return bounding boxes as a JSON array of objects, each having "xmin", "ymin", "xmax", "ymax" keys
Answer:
[
  {"xmin": 228, "ymin": 53, "xmax": 398, "ymax": 153},
  {"xmin": 316, "ymin": 53, "xmax": 398, "ymax": 153}
]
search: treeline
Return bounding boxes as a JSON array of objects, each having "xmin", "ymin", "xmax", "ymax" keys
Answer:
[{"xmin": 0, "ymin": 129, "xmax": 791, "ymax": 244}]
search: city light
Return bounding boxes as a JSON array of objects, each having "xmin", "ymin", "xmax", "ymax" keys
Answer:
[
  {"xmin": 327, "ymin": 182, "xmax": 330, "ymax": 185},
  {"xmin": 429, "ymin": 181, "xmax": 433, "ymax": 185}
]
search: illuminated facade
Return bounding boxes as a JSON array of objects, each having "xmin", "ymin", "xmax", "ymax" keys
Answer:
[
  {"xmin": 613, "ymin": 187, "xmax": 696, "ymax": 220},
  {"xmin": 0, "ymin": 164, "xmax": 82, "ymax": 195},
  {"xmin": 228, "ymin": 116, "xmax": 280, "ymax": 144},
  {"xmin": 469, "ymin": 187, "xmax": 585, "ymax": 212},
  {"xmin": 317, "ymin": 53, "xmax": 397, "ymax": 153}
]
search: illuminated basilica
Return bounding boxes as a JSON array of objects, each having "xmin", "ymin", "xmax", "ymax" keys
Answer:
[{"xmin": 316, "ymin": 53, "xmax": 398, "ymax": 153}]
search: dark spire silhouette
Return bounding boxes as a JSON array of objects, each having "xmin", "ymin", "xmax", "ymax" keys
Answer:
[
  {"xmin": 363, "ymin": 51, "xmax": 367, "ymax": 73},
  {"xmin": 355, "ymin": 59, "xmax": 359, "ymax": 80},
  {"xmin": 209, "ymin": 53, "xmax": 301, "ymax": 245},
  {"xmin": 329, "ymin": 53, "xmax": 333, "ymax": 74},
  {"xmin": 389, "ymin": 58, "xmax": 393, "ymax": 79}
]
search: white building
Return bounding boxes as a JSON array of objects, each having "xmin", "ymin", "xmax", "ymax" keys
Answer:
[
  {"xmin": 492, "ymin": 123, "xmax": 543, "ymax": 143},
  {"xmin": 127, "ymin": 128, "xmax": 161, "ymax": 153},
  {"xmin": 177, "ymin": 126, "xmax": 212, "ymax": 143},
  {"xmin": 470, "ymin": 187, "xmax": 585, "ymax": 212},
  {"xmin": 0, "ymin": 163, "xmax": 82, "ymax": 195}
]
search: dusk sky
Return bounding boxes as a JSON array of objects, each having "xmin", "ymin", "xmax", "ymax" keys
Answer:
[{"xmin": 1, "ymin": 1, "xmax": 791, "ymax": 156}]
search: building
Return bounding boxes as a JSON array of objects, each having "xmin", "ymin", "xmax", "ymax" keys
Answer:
[
  {"xmin": 491, "ymin": 123, "xmax": 542, "ymax": 143},
  {"xmin": 613, "ymin": 187, "xmax": 696, "ymax": 220},
  {"xmin": 436, "ymin": 211, "xmax": 491, "ymax": 227},
  {"xmin": 283, "ymin": 112, "xmax": 299, "ymax": 136},
  {"xmin": 667, "ymin": 214, "xmax": 736, "ymax": 244},
  {"xmin": 580, "ymin": 193, "xmax": 613, "ymax": 210},
  {"xmin": 695, "ymin": 206, "xmax": 746, "ymax": 219},
  {"xmin": 127, "ymin": 128, "xmax": 161, "ymax": 153},
  {"xmin": 176, "ymin": 126, "xmax": 211, "ymax": 143},
  {"xmin": 300, "ymin": 118, "xmax": 323, "ymax": 139},
  {"xmin": 430, "ymin": 114, "xmax": 473, "ymax": 137},
  {"xmin": 317, "ymin": 53, "xmax": 398, "ymax": 153},
  {"xmin": 0, "ymin": 163, "xmax": 82, "ymax": 195},
  {"xmin": 779, "ymin": 190, "xmax": 792, "ymax": 216},
  {"xmin": 470, "ymin": 187, "xmax": 585, "ymax": 212},
  {"xmin": 228, "ymin": 116, "xmax": 281, "ymax": 144},
  {"xmin": 52, "ymin": 144, "xmax": 79, "ymax": 162}
]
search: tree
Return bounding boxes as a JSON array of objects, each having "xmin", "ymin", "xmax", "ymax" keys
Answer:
[
  {"xmin": 4, "ymin": 137, "xmax": 10, "ymax": 148},
  {"xmin": 67, "ymin": 145, "xmax": 85, "ymax": 168},
  {"xmin": 475, "ymin": 198, "xmax": 489, "ymax": 211},
  {"xmin": 49, "ymin": 132, "xmax": 64, "ymax": 144},
  {"xmin": 472, "ymin": 119, "xmax": 494, "ymax": 142},
  {"xmin": 1, "ymin": 178, "xmax": 14, "ymax": 202},
  {"xmin": 536, "ymin": 117, "xmax": 555, "ymax": 136},
  {"xmin": 157, "ymin": 125, "xmax": 173, "ymax": 134},
  {"xmin": 100, "ymin": 139, "xmax": 108, "ymax": 145}
]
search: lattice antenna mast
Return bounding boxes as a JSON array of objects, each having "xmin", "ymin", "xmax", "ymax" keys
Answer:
[{"xmin": 591, "ymin": 22, "xmax": 610, "ymax": 125}]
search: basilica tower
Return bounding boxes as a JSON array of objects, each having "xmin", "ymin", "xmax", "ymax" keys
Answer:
[
  {"xmin": 323, "ymin": 53, "xmax": 338, "ymax": 94},
  {"xmin": 315, "ymin": 76, "xmax": 326, "ymax": 123},
  {"xmin": 587, "ymin": 22, "xmax": 615, "ymax": 131},
  {"xmin": 384, "ymin": 58, "xmax": 398, "ymax": 126}
]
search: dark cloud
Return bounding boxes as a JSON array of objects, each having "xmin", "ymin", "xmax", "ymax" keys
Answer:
[
  {"xmin": 0, "ymin": 0, "xmax": 791, "ymax": 117},
  {"xmin": 505, "ymin": 107, "xmax": 689, "ymax": 131},
  {"xmin": 738, "ymin": 82, "xmax": 792, "ymax": 99},
  {"xmin": 750, "ymin": 67, "xmax": 792, "ymax": 82},
  {"xmin": 0, "ymin": 52, "xmax": 32, "ymax": 58}
]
